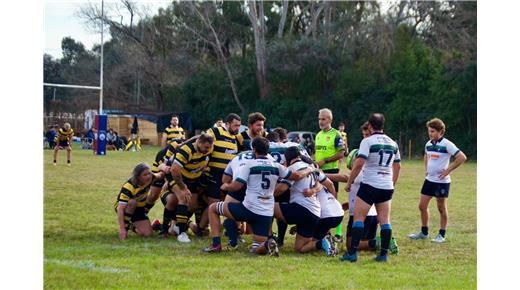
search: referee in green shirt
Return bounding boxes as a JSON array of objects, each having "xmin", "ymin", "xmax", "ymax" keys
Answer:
[{"xmin": 315, "ymin": 108, "xmax": 346, "ymax": 242}]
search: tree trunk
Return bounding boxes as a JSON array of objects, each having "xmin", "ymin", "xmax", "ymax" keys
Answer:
[
  {"xmin": 248, "ymin": 0, "xmax": 270, "ymax": 100},
  {"xmin": 277, "ymin": 0, "xmax": 289, "ymax": 38}
]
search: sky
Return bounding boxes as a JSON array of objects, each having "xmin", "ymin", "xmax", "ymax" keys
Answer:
[{"xmin": 44, "ymin": 0, "xmax": 172, "ymax": 59}]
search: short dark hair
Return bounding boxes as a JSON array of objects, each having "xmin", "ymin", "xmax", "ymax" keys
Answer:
[
  {"xmin": 272, "ymin": 127, "xmax": 287, "ymax": 141},
  {"xmin": 252, "ymin": 136, "xmax": 269, "ymax": 155},
  {"xmin": 360, "ymin": 121, "xmax": 369, "ymax": 131},
  {"xmin": 248, "ymin": 112, "xmax": 266, "ymax": 125},
  {"xmin": 338, "ymin": 122, "xmax": 345, "ymax": 127},
  {"xmin": 426, "ymin": 118, "xmax": 446, "ymax": 134},
  {"xmin": 266, "ymin": 131, "xmax": 280, "ymax": 142},
  {"xmin": 284, "ymin": 146, "xmax": 301, "ymax": 165},
  {"xmin": 225, "ymin": 113, "xmax": 241, "ymax": 124},
  {"xmin": 368, "ymin": 113, "xmax": 385, "ymax": 131},
  {"xmin": 198, "ymin": 133, "xmax": 214, "ymax": 144},
  {"xmin": 171, "ymin": 115, "xmax": 179, "ymax": 119}
]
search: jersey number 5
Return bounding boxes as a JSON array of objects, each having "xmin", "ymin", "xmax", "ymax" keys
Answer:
[{"xmin": 261, "ymin": 172, "xmax": 271, "ymax": 189}]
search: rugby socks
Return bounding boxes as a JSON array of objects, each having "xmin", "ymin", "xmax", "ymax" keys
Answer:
[
  {"xmin": 421, "ymin": 226, "xmax": 429, "ymax": 236},
  {"xmin": 380, "ymin": 224, "xmax": 392, "ymax": 256},
  {"xmin": 67, "ymin": 160, "xmax": 71, "ymax": 164},
  {"xmin": 368, "ymin": 239, "xmax": 377, "ymax": 249},
  {"xmin": 162, "ymin": 208, "xmax": 176, "ymax": 233},
  {"xmin": 315, "ymin": 240, "xmax": 323, "ymax": 250},
  {"xmin": 348, "ymin": 221, "xmax": 364, "ymax": 255},
  {"xmin": 223, "ymin": 218, "xmax": 238, "ymax": 247},
  {"xmin": 439, "ymin": 229, "xmax": 446, "ymax": 238},
  {"xmin": 335, "ymin": 223, "xmax": 343, "ymax": 238},
  {"xmin": 276, "ymin": 219, "xmax": 288, "ymax": 245},
  {"xmin": 175, "ymin": 205, "xmax": 190, "ymax": 233},
  {"xmin": 212, "ymin": 236, "xmax": 221, "ymax": 247}
]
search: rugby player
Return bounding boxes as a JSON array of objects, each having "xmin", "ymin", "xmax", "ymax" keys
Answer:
[
  {"xmin": 238, "ymin": 112, "xmax": 268, "ymax": 151},
  {"xmin": 53, "ymin": 122, "xmax": 74, "ymax": 166},
  {"xmin": 161, "ymin": 115, "xmax": 185, "ymax": 148}
]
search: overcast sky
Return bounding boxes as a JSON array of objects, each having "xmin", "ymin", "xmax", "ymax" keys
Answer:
[{"xmin": 44, "ymin": 0, "xmax": 171, "ymax": 59}]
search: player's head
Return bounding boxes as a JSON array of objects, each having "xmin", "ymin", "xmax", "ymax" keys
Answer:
[
  {"xmin": 132, "ymin": 162, "xmax": 152, "ymax": 185},
  {"xmin": 284, "ymin": 146, "xmax": 301, "ymax": 165},
  {"xmin": 252, "ymin": 136, "xmax": 269, "ymax": 156},
  {"xmin": 196, "ymin": 133, "xmax": 214, "ymax": 154},
  {"xmin": 171, "ymin": 115, "xmax": 179, "ymax": 126},
  {"xmin": 426, "ymin": 118, "xmax": 445, "ymax": 141},
  {"xmin": 272, "ymin": 127, "xmax": 288, "ymax": 142},
  {"xmin": 266, "ymin": 131, "xmax": 280, "ymax": 142},
  {"xmin": 360, "ymin": 121, "xmax": 370, "ymax": 138},
  {"xmin": 64, "ymin": 123, "xmax": 71, "ymax": 130},
  {"xmin": 338, "ymin": 122, "xmax": 345, "ymax": 132},
  {"xmin": 215, "ymin": 118, "xmax": 223, "ymax": 127},
  {"xmin": 225, "ymin": 113, "xmax": 241, "ymax": 135},
  {"xmin": 368, "ymin": 113, "xmax": 385, "ymax": 132},
  {"xmin": 318, "ymin": 108, "xmax": 333, "ymax": 130},
  {"xmin": 248, "ymin": 112, "xmax": 266, "ymax": 137}
]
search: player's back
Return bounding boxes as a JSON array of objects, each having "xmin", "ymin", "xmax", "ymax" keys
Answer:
[{"xmin": 358, "ymin": 133, "xmax": 400, "ymax": 190}]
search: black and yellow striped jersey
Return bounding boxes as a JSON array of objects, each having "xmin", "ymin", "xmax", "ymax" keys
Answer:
[
  {"xmin": 238, "ymin": 130, "xmax": 268, "ymax": 151},
  {"xmin": 173, "ymin": 140, "xmax": 212, "ymax": 181},
  {"xmin": 163, "ymin": 126, "xmax": 185, "ymax": 146},
  {"xmin": 206, "ymin": 126, "xmax": 243, "ymax": 172},
  {"xmin": 152, "ymin": 143, "xmax": 176, "ymax": 173},
  {"xmin": 114, "ymin": 177, "xmax": 155, "ymax": 209},
  {"xmin": 56, "ymin": 128, "xmax": 74, "ymax": 142}
]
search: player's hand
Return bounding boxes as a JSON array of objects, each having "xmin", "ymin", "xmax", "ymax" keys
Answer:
[
  {"xmin": 345, "ymin": 183, "xmax": 351, "ymax": 192},
  {"xmin": 220, "ymin": 183, "xmax": 229, "ymax": 191},
  {"xmin": 119, "ymin": 228, "xmax": 128, "ymax": 240},
  {"xmin": 180, "ymin": 188, "xmax": 192, "ymax": 203},
  {"xmin": 303, "ymin": 188, "xmax": 314, "ymax": 197},
  {"xmin": 317, "ymin": 160, "xmax": 326, "ymax": 168},
  {"xmin": 438, "ymin": 169, "xmax": 450, "ymax": 180},
  {"xmin": 342, "ymin": 202, "xmax": 349, "ymax": 211}
]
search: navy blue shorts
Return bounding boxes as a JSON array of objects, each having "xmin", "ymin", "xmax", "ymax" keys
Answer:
[
  {"xmin": 227, "ymin": 187, "xmax": 246, "ymax": 202},
  {"xmin": 206, "ymin": 171, "xmax": 225, "ymax": 200},
  {"xmin": 313, "ymin": 216, "xmax": 344, "ymax": 240},
  {"xmin": 357, "ymin": 182, "xmax": 394, "ymax": 205},
  {"xmin": 280, "ymin": 203, "xmax": 320, "ymax": 238},
  {"xmin": 421, "ymin": 179, "xmax": 450, "ymax": 198},
  {"xmin": 275, "ymin": 189, "xmax": 290, "ymax": 203},
  {"xmin": 227, "ymin": 203, "xmax": 272, "ymax": 237},
  {"xmin": 57, "ymin": 140, "xmax": 70, "ymax": 148},
  {"xmin": 346, "ymin": 215, "xmax": 378, "ymax": 240}
]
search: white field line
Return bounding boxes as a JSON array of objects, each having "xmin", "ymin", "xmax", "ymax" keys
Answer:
[{"xmin": 44, "ymin": 258, "xmax": 130, "ymax": 273}]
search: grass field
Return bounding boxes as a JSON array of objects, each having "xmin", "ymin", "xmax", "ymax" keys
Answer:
[{"xmin": 44, "ymin": 145, "xmax": 476, "ymax": 289}]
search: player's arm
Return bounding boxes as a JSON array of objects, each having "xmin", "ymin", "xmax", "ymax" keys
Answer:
[
  {"xmin": 221, "ymin": 180, "xmax": 245, "ymax": 192},
  {"xmin": 392, "ymin": 162, "xmax": 401, "ymax": 186},
  {"xmin": 345, "ymin": 157, "xmax": 365, "ymax": 192},
  {"xmin": 440, "ymin": 150, "xmax": 467, "ymax": 179},
  {"xmin": 325, "ymin": 173, "xmax": 349, "ymax": 183},
  {"xmin": 275, "ymin": 180, "xmax": 290, "ymax": 196},
  {"xmin": 161, "ymin": 132, "xmax": 168, "ymax": 148},
  {"xmin": 321, "ymin": 177, "xmax": 337, "ymax": 197},
  {"xmin": 171, "ymin": 163, "xmax": 187, "ymax": 190},
  {"xmin": 116, "ymin": 204, "xmax": 128, "ymax": 240},
  {"xmin": 303, "ymin": 181, "xmax": 323, "ymax": 197},
  {"xmin": 424, "ymin": 153, "xmax": 428, "ymax": 176}
]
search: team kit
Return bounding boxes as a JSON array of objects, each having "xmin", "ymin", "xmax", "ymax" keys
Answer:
[{"xmin": 112, "ymin": 110, "xmax": 466, "ymax": 263}]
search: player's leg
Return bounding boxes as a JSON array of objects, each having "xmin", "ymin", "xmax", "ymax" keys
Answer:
[
  {"xmin": 160, "ymin": 190, "xmax": 178, "ymax": 236},
  {"xmin": 53, "ymin": 145, "xmax": 60, "ymax": 164},
  {"xmin": 132, "ymin": 215, "xmax": 154, "ymax": 238},
  {"xmin": 358, "ymin": 215, "xmax": 379, "ymax": 251},
  {"xmin": 374, "ymin": 200, "xmax": 392, "ymax": 261},
  {"xmin": 274, "ymin": 190, "xmax": 290, "ymax": 246},
  {"xmin": 434, "ymin": 197, "xmax": 448, "ymax": 242},
  {"xmin": 411, "ymin": 180, "xmax": 435, "ymax": 239},
  {"xmin": 341, "ymin": 193, "xmax": 371, "ymax": 262},
  {"xmin": 172, "ymin": 183, "xmax": 193, "ymax": 242},
  {"xmin": 66, "ymin": 145, "xmax": 72, "ymax": 165},
  {"xmin": 204, "ymin": 201, "xmax": 236, "ymax": 252}
]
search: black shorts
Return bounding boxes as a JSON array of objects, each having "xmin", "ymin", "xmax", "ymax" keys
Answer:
[
  {"xmin": 160, "ymin": 190, "xmax": 173, "ymax": 206},
  {"xmin": 114, "ymin": 206, "xmax": 149, "ymax": 223},
  {"xmin": 280, "ymin": 203, "xmax": 320, "ymax": 238},
  {"xmin": 228, "ymin": 203, "xmax": 272, "ymax": 237},
  {"xmin": 57, "ymin": 140, "xmax": 70, "ymax": 148},
  {"xmin": 357, "ymin": 182, "xmax": 394, "ymax": 205},
  {"xmin": 275, "ymin": 189, "xmax": 290, "ymax": 203},
  {"xmin": 346, "ymin": 215, "xmax": 378, "ymax": 240},
  {"xmin": 151, "ymin": 173, "xmax": 166, "ymax": 188},
  {"xmin": 167, "ymin": 178, "xmax": 203, "ymax": 195},
  {"xmin": 322, "ymin": 169, "xmax": 340, "ymax": 192},
  {"xmin": 313, "ymin": 216, "xmax": 344, "ymax": 240},
  {"xmin": 421, "ymin": 179, "xmax": 450, "ymax": 198},
  {"xmin": 227, "ymin": 187, "xmax": 246, "ymax": 202},
  {"xmin": 206, "ymin": 171, "xmax": 225, "ymax": 200}
]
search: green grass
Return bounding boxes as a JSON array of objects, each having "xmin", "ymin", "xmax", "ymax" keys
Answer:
[{"xmin": 44, "ymin": 145, "xmax": 476, "ymax": 289}]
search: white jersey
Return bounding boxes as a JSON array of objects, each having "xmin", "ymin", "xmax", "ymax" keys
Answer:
[
  {"xmin": 317, "ymin": 189, "xmax": 344, "ymax": 219},
  {"xmin": 280, "ymin": 161, "xmax": 321, "ymax": 217},
  {"xmin": 350, "ymin": 173, "xmax": 377, "ymax": 216},
  {"xmin": 224, "ymin": 151, "xmax": 274, "ymax": 178},
  {"xmin": 234, "ymin": 157, "xmax": 292, "ymax": 216},
  {"xmin": 268, "ymin": 141, "xmax": 310, "ymax": 165},
  {"xmin": 358, "ymin": 132, "xmax": 401, "ymax": 190},
  {"xmin": 425, "ymin": 137, "xmax": 460, "ymax": 183}
]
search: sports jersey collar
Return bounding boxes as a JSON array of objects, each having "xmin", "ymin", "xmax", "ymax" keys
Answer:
[
  {"xmin": 431, "ymin": 137, "xmax": 444, "ymax": 145},
  {"xmin": 371, "ymin": 131, "xmax": 384, "ymax": 135},
  {"xmin": 320, "ymin": 127, "xmax": 334, "ymax": 133},
  {"xmin": 255, "ymin": 155, "xmax": 268, "ymax": 159}
]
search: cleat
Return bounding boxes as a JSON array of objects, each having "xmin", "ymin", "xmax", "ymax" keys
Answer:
[
  {"xmin": 374, "ymin": 254, "xmax": 388, "ymax": 262},
  {"xmin": 340, "ymin": 251, "xmax": 358, "ymax": 262},
  {"xmin": 325, "ymin": 234, "xmax": 338, "ymax": 257},
  {"xmin": 169, "ymin": 224, "xmax": 180, "ymax": 236},
  {"xmin": 67, "ymin": 163, "xmax": 71, "ymax": 166},
  {"xmin": 267, "ymin": 238, "xmax": 279, "ymax": 257},
  {"xmin": 53, "ymin": 162, "xmax": 57, "ymax": 166},
  {"xmin": 151, "ymin": 219, "xmax": 162, "ymax": 231},
  {"xmin": 238, "ymin": 235, "xmax": 246, "ymax": 244},
  {"xmin": 202, "ymin": 244, "xmax": 222, "ymax": 253},
  {"xmin": 321, "ymin": 237, "xmax": 332, "ymax": 256},
  {"xmin": 408, "ymin": 232, "xmax": 429, "ymax": 240},
  {"xmin": 222, "ymin": 244, "xmax": 239, "ymax": 252},
  {"xmin": 177, "ymin": 232, "xmax": 191, "ymax": 243},
  {"xmin": 389, "ymin": 237, "xmax": 399, "ymax": 255},
  {"xmin": 431, "ymin": 234, "xmax": 446, "ymax": 243}
]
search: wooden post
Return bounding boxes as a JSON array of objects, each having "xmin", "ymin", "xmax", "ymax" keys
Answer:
[{"xmin": 408, "ymin": 139, "xmax": 412, "ymax": 160}]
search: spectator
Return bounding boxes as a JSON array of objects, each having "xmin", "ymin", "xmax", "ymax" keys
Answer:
[{"xmin": 45, "ymin": 126, "xmax": 57, "ymax": 149}]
